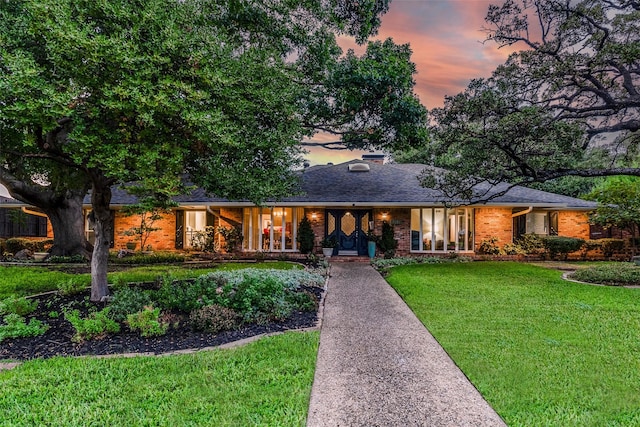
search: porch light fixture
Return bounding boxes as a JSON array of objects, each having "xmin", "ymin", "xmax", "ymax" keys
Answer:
[
  {"xmin": 381, "ymin": 212, "xmax": 388, "ymax": 219},
  {"xmin": 311, "ymin": 212, "xmax": 318, "ymax": 221}
]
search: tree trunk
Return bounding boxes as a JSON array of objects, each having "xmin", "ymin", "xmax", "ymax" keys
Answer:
[
  {"xmin": 89, "ymin": 176, "xmax": 113, "ymax": 302},
  {"xmin": 1, "ymin": 172, "xmax": 93, "ymax": 260},
  {"xmin": 41, "ymin": 195, "xmax": 93, "ymax": 259}
]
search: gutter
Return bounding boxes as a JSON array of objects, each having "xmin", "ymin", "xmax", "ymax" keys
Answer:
[
  {"xmin": 21, "ymin": 207, "xmax": 48, "ymax": 218},
  {"xmin": 512, "ymin": 206, "xmax": 533, "ymax": 218}
]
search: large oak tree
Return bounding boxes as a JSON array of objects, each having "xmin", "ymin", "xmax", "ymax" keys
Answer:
[
  {"xmin": 416, "ymin": 0, "xmax": 640, "ymax": 200},
  {"xmin": 0, "ymin": 0, "xmax": 426, "ymax": 300}
]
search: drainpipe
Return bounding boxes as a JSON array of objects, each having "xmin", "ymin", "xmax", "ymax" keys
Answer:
[{"xmin": 512, "ymin": 207, "xmax": 533, "ymax": 218}]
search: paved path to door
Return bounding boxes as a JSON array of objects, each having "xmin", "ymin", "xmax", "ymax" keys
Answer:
[{"xmin": 307, "ymin": 263, "xmax": 506, "ymax": 426}]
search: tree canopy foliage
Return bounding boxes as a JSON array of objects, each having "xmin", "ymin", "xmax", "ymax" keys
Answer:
[
  {"xmin": 0, "ymin": 0, "xmax": 424, "ymax": 299},
  {"xmin": 587, "ymin": 176, "xmax": 640, "ymax": 241},
  {"xmin": 414, "ymin": 0, "xmax": 640, "ymax": 200}
]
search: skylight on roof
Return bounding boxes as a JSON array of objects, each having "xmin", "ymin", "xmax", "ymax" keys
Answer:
[{"xmin": 348, "ymin": 163, "xmax": 370, "ymax": 172}]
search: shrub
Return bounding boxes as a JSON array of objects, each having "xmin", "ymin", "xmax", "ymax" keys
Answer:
[
  {"xmin": 599, "ymin": 238, "xmax": 626, "ymax": 259},
  {"xmin": 194, "ymin": 268, "xmax": 325, "ymax": 323},
  {"xmin": 189, "ymin": 304, "xmax": 239, "ymax": 333},
  {"xmin": 217, "ymin": 226, "xmax": 243, "ymax": 253},
  {"xmin": 155, "ymin": 279, "xmax": 214, "ymax": 313},
  {"xmin": 371, "ymin": 256, "xmax": 473, "ymax": 269},
  {"xmin": 378, "ymin": 221, "xmax": 398, "ymax": 259},
  {"xmin": 64, "ymin": 308, "xmax": 121, "ymax": 342},
  {"xmin": 571, "ymin": 263, "xmax": 640, "ymax": 286},
  {"xmin": 110, "ymin": 252, "xmax": 186, "ymax": 265},
  {"xmin": 126, "ymin": 306, "xmax": 168, "ymax": 337},
  {"xmin": 0, "ymin": 296, "xmax": 38, "ymax": 316},
  {"xmin": 0, "ymin": 313, "xmax": 49, "ymax": 342},
  {"xmin": 47, "ymin": 254, "xmax": 88, "ymax": 264},
  {"xmin": 514, "ymin": 233, "xmax": 546, "ymax": 254},
  {"xmin": 502, "ymin": 243, "xmax": 526, "ymax": 255},
  {"xmin": 285, "ymin": 290, "xmax": 318, "ymax": 312},
  {"xmin": 57, "ymin": 279, "xmax": 87, "ymax": 296},
  {"xmin": 541, "ymin": 236, "xmax": 585, "ymax": 260},
  {"xmin": 5, "ymin": 238, "xmax": 52, "ymax": 254},
  {"xmin": 109, "ymin": 286, "xmax": 154, "ymax": 322},
  {"xmin": 297, "ymin": 216, "xmax": 315, "ymax": 254},
  {"xmin": 189, "ymin": 226, "xmax": 217, "ymax": 252},
  {"xmin": 478, "ymin": 237, "xmax": 503, "ymax": 255}
]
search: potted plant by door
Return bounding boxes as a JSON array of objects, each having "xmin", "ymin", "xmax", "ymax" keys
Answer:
[
  {"xmin": 367, "ymin": 231, "xmax": 378, "ymax": 259},
  {"xmin": 320, "ymin": 237, "xmax": 337, "ymax": 257}
]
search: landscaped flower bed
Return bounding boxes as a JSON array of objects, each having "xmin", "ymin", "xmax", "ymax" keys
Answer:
[{"xmin": 0, "ymin": 268, "xmax": 324, "ymax": 360}]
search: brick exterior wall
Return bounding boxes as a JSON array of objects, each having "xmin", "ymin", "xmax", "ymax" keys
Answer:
[
  {"xmin": 104, "ymin": 206, "xmax": 594, "ymax": 256},
  {"xmin": 113, "ymin": 210, "xmax": 176, "ymax": 251},
  {"xmin": 473, "ymin": 207, "xmax": 514, "ymax": 251},
  {"xmin": 558, "ymin": 211, "xmax": 590, "ymax": 240}
]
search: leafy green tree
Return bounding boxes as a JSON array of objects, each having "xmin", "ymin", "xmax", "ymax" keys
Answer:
[
  {"xmin": 0, "ymin": 0, "xmax": 424, "ymax": 301},
  {"xmin": 416, "ymin": 0, "xmax": 640, "ymax": 200},
  {"xmin": 586, "ymin": 177, "xmax": 640, "ymax": 254}
]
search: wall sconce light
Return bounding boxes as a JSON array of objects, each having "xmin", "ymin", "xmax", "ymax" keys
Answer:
[
  {"xmin": 381, "ymin": 211, "xmax": 388, "ymax": 219},
  {"xmin": 311, "ymin": 212, "xmax": 318, "ymax": 221}
]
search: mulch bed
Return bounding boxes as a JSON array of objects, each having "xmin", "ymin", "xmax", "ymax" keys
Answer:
[{"xmin": 1, "ymin": 287, "xmax": 323, "ymax": 361}]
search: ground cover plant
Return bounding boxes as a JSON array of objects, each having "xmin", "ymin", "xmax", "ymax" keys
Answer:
[
  {"xmin": 570, "ymin": 263, "xmax": 640, "ymax": 286},
  {"xmin": 0, "ymin": 261, "xmax": 296, "ymax": 299},
  {"xmin": 0, "ymin": 264, "xmax": 324, "ymax": 360},
  {"xmin": 386, "ymin": 262, "xmax": 640, "ymax": 426},
  {"xmin": 0, "ymin": 331, "xmax": 319, "ymax": 426}
]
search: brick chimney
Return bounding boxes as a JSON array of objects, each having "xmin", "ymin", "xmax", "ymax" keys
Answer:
[{"xmin": 362, "ymin": 153, "xmax": 385, "ymax": 165}]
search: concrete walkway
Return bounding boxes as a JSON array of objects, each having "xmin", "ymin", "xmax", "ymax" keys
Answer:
[{"xmin": 307, "ymin": 263, "xmax": 506, "ymax": 427}]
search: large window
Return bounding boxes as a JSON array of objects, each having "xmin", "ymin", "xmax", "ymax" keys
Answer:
[
  {"xmin": 411, "ymin": 207, "xmax": 473, "ymax": 252},
  {"xmin": 184, "ymin": 211, "xmax": 206, "ymax": 248},
  {"xmin": 243, "ymin": 207, "xmax": 304, "ymax": 251},
  {"xmin": 513, "ymin": 210, "xmax": 558, "ymax": 240}
]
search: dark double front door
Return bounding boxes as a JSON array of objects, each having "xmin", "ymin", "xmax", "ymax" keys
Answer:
[{"xmin": 326, "ymin": 209, "xmax": 372, "ymax": 256}]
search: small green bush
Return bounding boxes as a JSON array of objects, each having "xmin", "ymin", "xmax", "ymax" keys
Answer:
[
  {"xmin": 189, "ymin": 304, "xmax": 239, "ymax": 333},
  {"xmin": 5, "ymin": 238, "xmax": 52, "ymax": 254},
  {"xmin": 571, "ymin": 263, "xmax": 640, "ymax": 286},
  {"xmin": 110, "ymin": 252, "xmax": 186, "ymax": 265},
  {"xmin": 57, "ymin": 279, "xmax": 87, "ymax": 296},
  {"xmin": 542, "ymin": 236, "xmax": 585, "ymax": 259},
  {"xmin": 108, "ymin": 286, "xmax": 154, "ymax": 322},
  {"xmin": 371, "ymin": 256, "xmax": 473, "ymax": 269},
  {"xmin": 64, "ymin": 308, "xmax": 121, "ymax": 342},
  {"xmin": 296, "ymin": 217, "xmax": 315, "ymax": 254},
  {"xmin": 0, "ymin": 313, "xmax": 49, "ymax": 342},
  {"xmin": 156, "ymin": 279, "xmax": 213, "ymax": 313},
  {"xmin": 502, "ymin": 243, "xmax": 526, "ymax": 255},
  {"xmin": 126, "ymin": 306, "xmax": 168, "ymax": 337},
  {"xmin": 599, "ymin": 238, "xmax": 626, "ymax": 258},
  {"xmin": 47, "ymin": 254, "xmax": 88, "ymax": 264},
  {"xmin": 377, "ymin": 221, "xmax": 398, "ymax": 259},
  {"xmin": 0, "ymin": 296, "xmax": 38, "ymax": 316},
  {"xmin": 478, "ymin": 237, "xmax": 503, "ymax": 255},
  {"xmin": 515, "ymin": 233, "xmax": 546, "ymax": 254}
]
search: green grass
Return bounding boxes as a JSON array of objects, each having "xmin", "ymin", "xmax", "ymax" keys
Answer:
[
  {"xmin": 0, "ymin": 261, "xmax": 299, "ymax": 299},
  {"xmin": 386, "ymin": 262, "xmax": 640, "ymax": 426},
  {"xmin": 0, "ymin": 331, "xmax": 319, "ymax": 426}
]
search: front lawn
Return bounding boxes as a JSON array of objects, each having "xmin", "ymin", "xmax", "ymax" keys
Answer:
[
  {"xmin": 386, "ymin": 262, "xmax": 640, "ymax": 426},
  {"xmin": 0, "ymin": 331, "xmax": 319, "ymax": 426}
]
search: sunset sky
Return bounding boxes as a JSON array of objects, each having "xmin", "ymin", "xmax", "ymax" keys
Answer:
[{"xmin": 307, "ymin": 0, "xmax": 515, "ymax": 165}]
